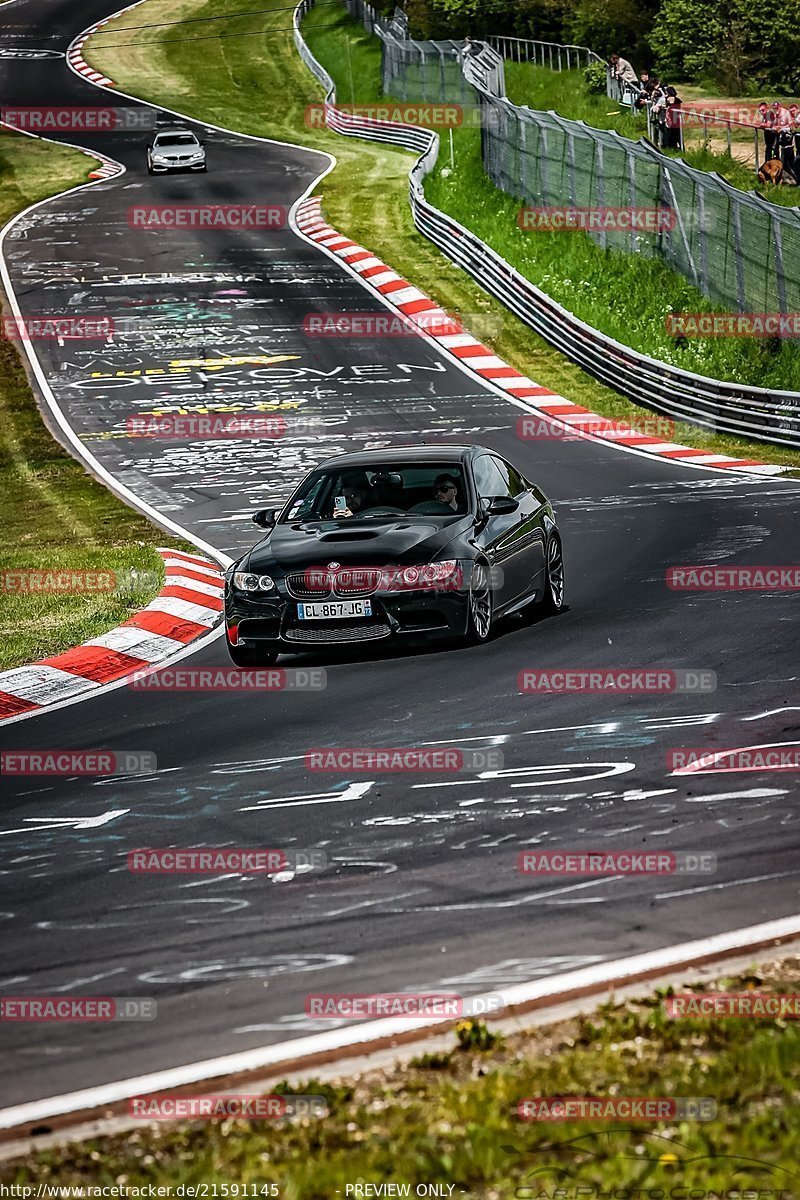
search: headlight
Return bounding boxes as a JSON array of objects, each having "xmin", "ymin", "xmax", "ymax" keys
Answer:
[
  {"xmin": 233, "ymin": 572, "xmax": 276, "ymax": 592},
  {"xmin": 151, "ymin": 154, "xmax": 169, "ymax": 163},
  {"xmin": 384, "ymin": 560, "xmax": 462, "ymax": 592}
]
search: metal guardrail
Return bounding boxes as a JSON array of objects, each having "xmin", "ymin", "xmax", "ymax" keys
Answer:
[
  {"xmin": 292, "ymin": 1, "xmax": 800, "ymax": 447},
  {"xmin": 488, "ymin": 36, "xmax": 603, "ymax": 72}
]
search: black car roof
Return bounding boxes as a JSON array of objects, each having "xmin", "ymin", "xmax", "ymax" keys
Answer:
[{"xmin": 317, "ymin": 445, "xmax": 491, "ymax": 469}]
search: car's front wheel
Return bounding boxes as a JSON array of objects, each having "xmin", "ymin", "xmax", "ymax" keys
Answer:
[
  {"xmin": 463, "ymin": 559, "xmax": 493, "ymax": 645},
  {"xmin": 226, "ymin": 636, "xmax": 278, "ymax": 667}
]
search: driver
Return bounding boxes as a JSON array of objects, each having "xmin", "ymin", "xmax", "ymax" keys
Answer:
[
  {"xmin": 332, "ymin": 471, "xmax": 372, "ymax": 518},
  {"xmin": 433, "ymin": 473, "xmax": 459, "ymax": 511}
]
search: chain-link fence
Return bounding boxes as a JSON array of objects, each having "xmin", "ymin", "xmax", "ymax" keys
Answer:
[
  {"xmin": 378, "ymin": 26, "xmax": 475, "ymax": 107},
  {"xmin": 379, "ymin": 24, "xmax": 800, "ymax": 317},
  {"xmin": 295, "ymin": 0, "xmax": 800, "ymax": 444},
  {"xmin": 475, "ymin": 86, "xmax": 800, "ymax": 314},
  {"xmin": 488, "ymin": 36, "xmax": 602, "ymax": 72}
]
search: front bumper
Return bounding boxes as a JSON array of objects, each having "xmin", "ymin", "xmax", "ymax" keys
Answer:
[
  {"xmin": 224, "ymin": 584, "xmax": 471, "ymax": 650},
  {"xmin": 149, "ymin": 158, "xmax": 206, "ymax": 172}
]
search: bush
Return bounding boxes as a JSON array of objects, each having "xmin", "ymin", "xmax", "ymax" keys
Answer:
[{"xmin": 583, "ymin": 60, "xmax": 607, "ymax": 93}]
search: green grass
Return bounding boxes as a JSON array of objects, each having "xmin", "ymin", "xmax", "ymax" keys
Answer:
[
  {"xmin": 0, "ymin": 130, "xmax": 195, "ymax": 670},
  {"xmin": 84, "ymin": 0, "xmax": 800, "ymax": 470},
  {"xmin": 425, "ymin": 122, "xmax": 800, "ymax": 394},
  {"xmin": 504, "ymin": 63, "xmax": 800, "ymax": 208},
  {"xmin": 4, "ymin": 959, "xmax": 799, "ymax": 1194}
]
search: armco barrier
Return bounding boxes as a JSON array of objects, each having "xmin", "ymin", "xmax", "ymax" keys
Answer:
[{"xmin": 292, "ymin": 0, "xmax": 800, "ymax": 448}]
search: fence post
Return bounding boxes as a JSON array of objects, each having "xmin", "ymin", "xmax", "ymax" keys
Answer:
[
  {"xmin": 731, "ymin": 196, "xmax": 747, "ymax": 311},
  {"xmin": 696, "ymin": 183, "xmax": 709, "ymax": 296},
  {"xmin": 626, "ymin": 149, "xmax": 638, "ymax": 254},
  {"xmin": 595, "ymin": 137, "xmax": 607, "ymax": 251},
  {"xmin": 566, "ymin": 127, "xmax": 577, "ymax": 205},
  {"xmin": 773, "ymin": 213, "xmax": 788, "ymax": 314}
]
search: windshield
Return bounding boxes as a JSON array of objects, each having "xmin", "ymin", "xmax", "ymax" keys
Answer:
[
  {"xmin": 154, "ymin": 134, "xmax": 198, "ymax": 147},
  {"xmin": 281, "ymin": 462, "xmax": 469, "ymax": 523}
]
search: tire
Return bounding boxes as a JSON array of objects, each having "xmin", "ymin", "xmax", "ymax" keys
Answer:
[
  {"xmin": 539, "ymin": 534, "xmax": 565, "ymax": 615},
  {"xmin": 226, "ymin": 638, "xmax": 278, "ymax": 667},
  {"xmin": 463, "ymin": 559, "xmax": 493, "ymax": 645}
]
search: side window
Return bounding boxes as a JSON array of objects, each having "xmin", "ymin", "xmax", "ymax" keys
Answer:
[
  {"xmin": 473, "ymin": 455, "xmax": 512, "ymax": 499},
  {"xmin": 492, "ymin": 456, "xmax": 527, "ymax": 498}
]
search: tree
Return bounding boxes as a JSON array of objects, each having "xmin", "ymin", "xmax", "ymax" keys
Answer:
[
  {"xmin": 568, "ymin": 0, "xmax": 660, "ymax": 63},
  {"xmin": 650, "ymin": 0, "xmax": 800, "ymax": 92}
]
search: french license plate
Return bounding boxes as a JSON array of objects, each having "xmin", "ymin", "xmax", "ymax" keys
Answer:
[{"xmin": 297, "ymin": 600, "xmax": 372, "ymax": 620}]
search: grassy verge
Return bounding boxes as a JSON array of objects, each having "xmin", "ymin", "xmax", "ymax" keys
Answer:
[
  {"xmin": 4, "ymin": 958, "xmax": 799, "ymax": 1193},
  {"xmin": 0, "ymin": 130, "xmax": 197, "ymax": 671},
  {"xmin": 84, "ymin": 0, "xmax": 800, "ymax": 468},
  {"xmin": 504, "ymin": 64, "xmax": 799, "ymax": 207}
]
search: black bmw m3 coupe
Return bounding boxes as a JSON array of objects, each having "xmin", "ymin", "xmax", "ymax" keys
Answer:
[{"xmin": 224, "ymin": 444, "xmax": 564, "ymax": 665}]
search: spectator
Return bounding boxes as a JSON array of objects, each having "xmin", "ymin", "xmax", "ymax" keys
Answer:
[
  {"xmin": 756, "ymin": 101, "xmax": 777, "ymax": 161},
  {"xmin": 609, "ymin": 52, "xmax": 637, "ymax": 85},
  {"xmin": 663, "ymin": 90, "xmax": 683, "ymax": 150},
  {"xmin": 772, "ymin": 101, "xmax": 795, "ymax": 175},
  {"xmin": 634, "ymin": 70, "xmax": 657, "ymax": 110},
  {"xmin": 650, "ymin": 81, "xmax": 668, "ymax": 147},
  {"xmin": 792, "ymin": 103, "xmax": 800, "ymax": 167}
]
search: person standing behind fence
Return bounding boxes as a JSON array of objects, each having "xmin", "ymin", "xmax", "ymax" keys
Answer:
[
  {"xmin": 650, "ymin": 82, "xmax": 667, "ymax": 147},
  {"xmin": 609, "ymin": 52, "xmax": 637, "ymax": 91},
  {"xmin": 609, "ymin": 53, "xmax": 636, "ymax": 82},
  {"xmin": 792, "ymin": 104, "xmax": 800, "ymax": 169},
  {"xmin": 635, "ymin": 70, "xmax": 656, "ymax": 110},
  {"xmin": 756, "ymin": 102, "xmax": 777, "ymax": 162},
  {"xmin": 772, "ymin": 101, "xmax": 795, "ymax": 176},
  {"xmin": 664, "ymin": 90, "xmax": 683, "ymax": 150}
]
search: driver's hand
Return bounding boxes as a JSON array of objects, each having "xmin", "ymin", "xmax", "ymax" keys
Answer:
[{"xmin": 333, "ymin": 506, "xmax": 353, "ymax": 518}]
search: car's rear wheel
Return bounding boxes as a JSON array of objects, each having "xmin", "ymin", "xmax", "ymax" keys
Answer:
[
  {"xmin": 464, "ymin": 560, "xmax": 493, "ymax": 645},
  {"xmin": 539, "ymin": 534, "xmax": 565, "ymax": 614},
  {"xmin": 226, "ymin": 637, "xmax": 278, "ymax": 667}
]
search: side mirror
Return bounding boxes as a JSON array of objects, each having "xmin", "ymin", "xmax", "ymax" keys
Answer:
[
  {"xmin": 485, "ymin": 496, "xmax": 519, "ymax": 515},
  {"xmin": 252, "ymin": 509, "xmax": 276, "ymax": 529}
]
